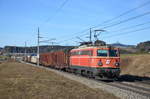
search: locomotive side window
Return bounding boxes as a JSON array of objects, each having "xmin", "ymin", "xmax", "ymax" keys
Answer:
[
  {"xmin": 80, "ymin": 50, "xmax": 93, "ymax": 56},
  {"xmin": 97, "ymin": 50, "xmax": 108, "ymax": 57},
  {"xmin": 71, "ymin": 51, "xmax": 79, "ymax": 56},
  {"xmin": 71, "ymin": 50, "xmax": 93, "ymax": 56}
]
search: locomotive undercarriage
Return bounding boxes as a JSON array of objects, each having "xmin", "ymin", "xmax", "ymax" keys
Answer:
[
  {"xmin": 96, "ymin": 68, "xmax": 120, "ymax": 79},
  {"xmin": 69, "ymin": 66, "xmax": 120, "ymax": 79}
]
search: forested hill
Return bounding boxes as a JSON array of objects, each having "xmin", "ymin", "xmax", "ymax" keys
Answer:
[{"xmin": 3, "ymin": 45, "xmax": 75, "ymax": 54}]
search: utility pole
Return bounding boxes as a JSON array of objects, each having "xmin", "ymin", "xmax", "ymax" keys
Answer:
[
  {"xmin": 51, "ymin": 42, "xmax": 54, "ymax": 48},
  {"xmin": 36, "ymin": 27, "xmax": 55, "ymax": 66},
  {"xmin": 37, "ymin": 27, "xmax": 40, "ymax": 66},
  {"xmin": 90, "ymin": 28, "xmax": 92, "ymax": 42},
  {"xmin": 24, "ymin": 42, "xmax": 27, "ymax": 61}
]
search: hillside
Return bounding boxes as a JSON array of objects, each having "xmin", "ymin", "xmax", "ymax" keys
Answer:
[
  {"xmin": 111, "ymin": 42, "xmax": 135, "ymax": 48},
  {"xmin": 3, "ymin": 45, "xmax": 75, "ymax": 54},
  {"xmin": 137, "ymin": 41, "xmax": 150, "ymax": 53},
  {"xmin": 120, "ymin": 54, "xmax": 150, "ymax": 77},
  {"xmin": 2, "ymin": 41, "xmax": 150, "ymax": 55}
]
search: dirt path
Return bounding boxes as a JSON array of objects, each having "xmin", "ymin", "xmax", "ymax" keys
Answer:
[{"xmin": 0, "ymin": 62, "xmax": 118, "ymax": 99}]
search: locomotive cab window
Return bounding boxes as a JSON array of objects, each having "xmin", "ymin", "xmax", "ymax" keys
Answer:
[
  {"xmin": 109, "ymin": 50, "xmax": 118, "ymax": 57},
  {"xmin": 97, "ymin": 49, "xmax": 118, "ymax": 57},
  {"xmin": 97, "ymin": 50, "xmax": 108, "ymax": 57}
]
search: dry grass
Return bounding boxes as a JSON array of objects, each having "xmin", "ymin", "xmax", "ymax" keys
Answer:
[
  {"xmin": 0, "ymin": 62, "xmax": 118, "ymax": 99},
  {"xmin": 121, "ymin": 54, "xmax": 150, "ymax": 77}
]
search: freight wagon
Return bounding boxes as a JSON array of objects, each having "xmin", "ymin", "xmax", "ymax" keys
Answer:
[
  {"xmin": 26, "ymin": 55, "xmax": 31, "ymax": 62},
  {"xmin": 40, "ymin": 49, "xmax": 70, "ymax": 70},
  {"xmin": 30, "ymin": 56, "xmax": 38, "ymax": 64}
]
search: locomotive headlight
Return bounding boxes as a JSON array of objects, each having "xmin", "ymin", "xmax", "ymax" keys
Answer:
[
  {"xmin": 115, "ymin": 62, "xmax": 120, "ymax": 67},
  {"xmin": 98, "ymin": 61, "xmax": 103, "ymax": 66}
]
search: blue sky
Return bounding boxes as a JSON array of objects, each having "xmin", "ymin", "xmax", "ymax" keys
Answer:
[{"xmin": 0, "ymin": 0, "xmax": 150, "ymax": 47}]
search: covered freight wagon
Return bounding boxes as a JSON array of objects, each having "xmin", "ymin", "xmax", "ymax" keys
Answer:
[{"xmin": 30, "ymin": 56, "xmax": 37, "ymax": 64}]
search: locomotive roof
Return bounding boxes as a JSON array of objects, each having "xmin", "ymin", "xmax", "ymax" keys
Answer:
[{"xmin": 72, "ymin": 45, "xmax": 118, "ymax": 50}]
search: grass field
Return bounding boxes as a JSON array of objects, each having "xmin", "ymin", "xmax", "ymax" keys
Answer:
[{"xmin": 0, "ymin": 61, "xmax": 118, "ymax": 99}]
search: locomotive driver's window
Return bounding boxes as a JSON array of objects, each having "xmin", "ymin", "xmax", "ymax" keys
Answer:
[
  {"xmin": 109, "ymin": 50, "xmax": 118, "ymax": 57},
  {"xmin": 97, "ymin": 50, "xmax": 108, "ymax": 57}
]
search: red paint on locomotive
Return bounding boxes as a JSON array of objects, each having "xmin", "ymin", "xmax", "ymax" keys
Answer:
[{"xmin": 70, "ymin": 46, "xmax": 120, "ymax": 78}]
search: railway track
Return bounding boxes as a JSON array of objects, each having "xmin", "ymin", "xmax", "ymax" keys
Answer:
[
  {"xmin": 69, "ymin": 71, "xmax": 150, "ymax": 98},
  {"xmin": 89, "ymin": 78, "xmax": 150, "ymax": 99},
  {"xmin": 21, "ymin": 61, "xmax": 150, "ymax": 99},
  {"xmin": 107, "ymin": 82, "xmax": 150, "ymax": 97},
  {"xmin": 120, "ymin": 81, "xmax": 150, "ymax": 89},
  {"xmin": 140, "ymin": 80, "xmax": 150, "ymax": 85}
]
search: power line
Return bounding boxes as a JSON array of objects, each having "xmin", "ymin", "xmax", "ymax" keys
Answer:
[
  {"xmin": 101, "ymin": 11, "xmax": 150, "ymax": 29},
  {"xmin": 56, "ymin": 1, "xmax": 150, "ymax": 44},
  {"xmin": 58, "ymin": 14, "xmax": 150, "ymax": 45},
  {"xmin": 58, "ymin": 12, "xmax": 150, "ymax": 44},
  {"xmin": 57, "ymin": 37, "xmax": 74, "ymax": 44},
  {"xmin": 67, "ymin": 11, "xmax": 149, "ymax": 41},
  {"xmin": 91, "ymin": 0, "xmax": 150, "ymax": 29},
  {"xmin": 61, "ymin": 10, "xmax": 150, "ymax": 43},
  {"xmin": 37, "ymin": 1, "xmax": 69, "ymax": 49},
  {"xmin": 107, "ymin": 20, "xmax": 150, "ymax": 33},
  {"xmin": 103, "ymin": 26, "xmax": 150, "ymax": 39},
  {"xmin": 45, "ymin": 0, "xmax": 69, "ymax": 22},
  {"xmin": 56, "ymin": 28, "xmax": 89, "ymax": 42}
]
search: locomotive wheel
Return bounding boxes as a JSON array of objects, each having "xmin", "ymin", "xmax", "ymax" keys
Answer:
[
  {"xmin": 81, "ymin": 70, "xmax": 86, "ymax": 76},
  {"xmin": 87, "ymin": 71, "xmax": 93, "ymax": 78}
]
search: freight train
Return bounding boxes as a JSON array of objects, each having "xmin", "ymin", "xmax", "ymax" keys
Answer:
[{"xmin": 24, "ymin": 44, "xmax": 120, "ymax": 79}]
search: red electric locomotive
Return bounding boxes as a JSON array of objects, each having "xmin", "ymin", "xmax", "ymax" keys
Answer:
[{"xmin": 69, "ymin": 45, "xmax": 120, "ymax": 79}]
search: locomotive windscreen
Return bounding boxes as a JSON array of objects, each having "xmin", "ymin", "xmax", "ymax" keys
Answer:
[
  {"xmin": 97, "ymin": 49, "xmax": 118, "ymax": 57},
  {"xmin": 109, "ymin": 50, "xmax": 118, "ymax": 57}
]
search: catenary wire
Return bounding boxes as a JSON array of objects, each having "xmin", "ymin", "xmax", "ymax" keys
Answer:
[
  {"xmin": 103, "ymin": 26, "xmax": 150, "ymax": 39},
  {"xmin": 58, "ymin": 11, "xmax": 150, "ymax": 44},
  {"xmin": 56, "ymin": 1, "xmax": 150, "ymax": 44},
  {"xmin": 101, "ymin": 11, "xmax": 150, "ymax": 29},
  {"xmin": 90, "ymin": 0, "xmax": 150, "ymax": 29},
  {"xmin": 45, "ymin": 0, "xmax": 69, "ymax": 23},
  {"xmin": 107, "ymin": 20, "xmax": 150, "ymax": 33}
]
